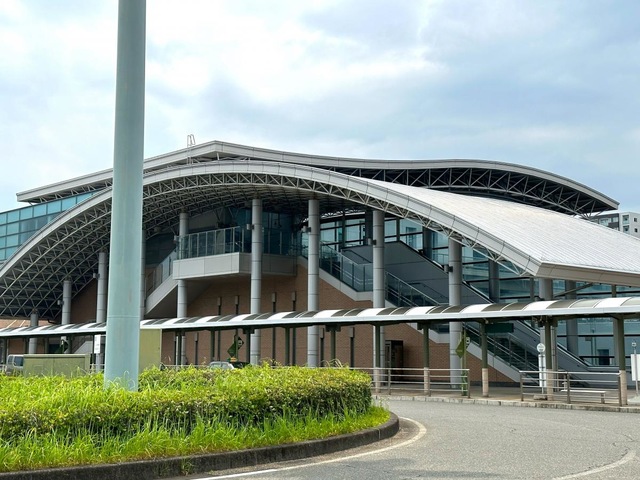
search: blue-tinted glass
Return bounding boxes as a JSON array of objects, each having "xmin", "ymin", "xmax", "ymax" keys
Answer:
[
  {"xmin": 0, "ymin": 237, "xmax": 5, "ymax": 248},
  {"xmin": 61, "ymin": 197, "xmax": 76, "ymax": 210},
  {"xmin": 0, "ymin": 248, "xmax": 5, "ymax": 261},
  {"xmin": 4, "ymin": 246, "xmax": 17, "ymax": 258},
  {"xmin": 19, "ymin": 207, "xmax": 33, "ymax": 220},
  {"xmin": 0, "ymin": 225, "xmax": 5, "ymax": 236},
  {"xmin": 385, "ymin": 219, "xmax": 397, "ymax": 237},
  {"xmin": 399, "ymin": 219, "xmax": 419, "ymax": 234},
  {"xmin": 7, "ymin": 210, "xmax": 19, "ymax": 222},
  {"xmin": 345, "ymin": 225, "xmax": 361, "ymax": 242},
  {"xmin": 320, "ymin": 229, "xmax": 336, "ymax": 243},
  {"xmin": 20, "ymin": 219, "xmax": 37, "ymax": 233},
  {"xmin": 0, "ymin": 212, "xmax": 6, "ymax": 224},
  {"xmin": 19, "ymin": 232, "xmax": 33, "ymax": 244},
  {"xmin": 6, "ymin": 223, "xmax": 18, "ymax": 235},
  {"xmin": 47, "ymin": 200, "xmax": 62, "ymax": 214},
  {"xmin": 6, "ymin": 235, "xmax": 19, "ymax": 247},
  {"xmin": 32, "ymin": 203, "xmax": 47, "ymax": 217},
  {"xmin": 432, "ymin": 232, "xmax": 449, "ymax": 248}
]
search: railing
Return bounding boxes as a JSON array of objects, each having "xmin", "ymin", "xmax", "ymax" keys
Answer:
[
  {"xmin": 145, "ymin": 250, "xmax": 176, "ymax": 296},
  {"xmin": 177, "ymin": 226, "xmax": 297, "ymax": 260},
  {"xmin": 519, "ymin": 370, "xmax": 623, "ymax": 405},
  {"xmin": 319, "ymin": 243, "xmax": 372, "ymax": 292},
  {"xmin": 354, "ymin": 367, "xmax": 471, "ymax": 398},
  {"xmin": 386, "ymin": 273, "xmax": 444, "ymax": 307},
  {"xmin": 464, "ymin": 323, "xmax": 538, "ymax": 372}
]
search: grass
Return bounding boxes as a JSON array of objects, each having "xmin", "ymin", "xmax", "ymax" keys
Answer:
[{"xmin": 0, "ymin": 366, "xmax": 389, "ymax": 472}]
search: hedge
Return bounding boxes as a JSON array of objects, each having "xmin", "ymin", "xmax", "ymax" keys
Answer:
[{"xmin": 0, "ymin": 366, "xmax": 372, "ymax": 441}]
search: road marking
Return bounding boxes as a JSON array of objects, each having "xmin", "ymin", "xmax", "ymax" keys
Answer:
[
  {"xmin": 207, "ymin": 470, "xmax": 278, "ymax": 479},
  {"xmin": 199, "ymin": 417, "xmax": 427, "ymax": 479},
  {"xmin": 553, "ymin": 450, "xmax": 636, "ymax": 479}
]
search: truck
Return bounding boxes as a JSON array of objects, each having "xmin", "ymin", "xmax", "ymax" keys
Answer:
[{"xmin": 4, "ymin": 354, "xmax": 91, "ymax": 377}]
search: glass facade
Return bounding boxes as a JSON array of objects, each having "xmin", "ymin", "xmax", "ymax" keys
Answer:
[{"xmin": 0, "ymin": 193, "xmax": 93, "ymax": 262}]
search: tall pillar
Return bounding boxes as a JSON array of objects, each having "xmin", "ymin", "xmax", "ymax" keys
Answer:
[
  {"xmin": 481, "ymin": 320, "xmax": 489, "ymax": 397},
  {"xmin": 372, "ymin": 210, "xmax": 385, "ymax": 374},
  {"xmin": 307, "ymin": 198, "xmax": 320, "ymax": 367},
  {"xmin": 615, "ymin": 316, "xmax": 627, "ymax": 405},
  {"xmin": 422, "ymin": 227, "xmax": 432, "ymax": 258},
  {"xmin": 61, "ymin": 279, "xmax": 72, "ymax": 353},
  {"xmin": 140, "ymin": 230, "xmax": 146, "ymax": 320},
  {"xmin": 104, "ymin": 0, "xmax": 146, "ymax": 391},
  {"xmin": 250, "ymin": 198, "xmax": 263, "ymax": 365},
  {"xmin": 96, "ymin": 252, "xmax": 108, "ymax": 323},
  {"xmin": 448, "ymin": 239, "xmax": 462, "ymax": 387},
  {"xmin": 544, "ymin": 318, "xmax": 554, "ymax": 399},
  {"xmin": 28, "ymin": 310, "xmax": 38, "ymax": 354},
  {"xmin": 177, "ymin": 212, "xmax": 189, "ymax": 365},
  {"xmin": 539, "ymin": 278, "xmax": 557, "ymax": 371},
  {"xmin": 565, "ymin": 280, "xmax": 579, "ymax": 355},
  {"xmin": 95, "ymin": 252, "xmax": 108, "ymax": 371},
  {"xmin": 488, "ymin": 260, "xmax": 500, "ymax": 303}
]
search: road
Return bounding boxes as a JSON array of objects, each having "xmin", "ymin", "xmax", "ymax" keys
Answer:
[{"xmin": 182, "ymin": 400, "xmax": 640, "ymax": 479}]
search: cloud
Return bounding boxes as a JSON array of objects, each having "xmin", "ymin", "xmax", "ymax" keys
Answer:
[{"xmin": 1, "ymin": 0, "xmax": 639, "ymax": 214}]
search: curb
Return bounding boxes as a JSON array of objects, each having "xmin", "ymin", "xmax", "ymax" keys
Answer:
[
  {"xmin": 375, "ymin": 394, "xmax": 640, "ymax": 413},
  {"xmin": 0, "ymin": 414, "xmax": 399, "ymax": 480}
]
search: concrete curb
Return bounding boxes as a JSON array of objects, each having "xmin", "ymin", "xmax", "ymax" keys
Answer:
[
  {"xmin": 375, "ymin": 394, "xmax": 640, "ymax": 413},
  {"xmin": 0, "ymin": 414, "xmax": 399, "ymax": 480}
]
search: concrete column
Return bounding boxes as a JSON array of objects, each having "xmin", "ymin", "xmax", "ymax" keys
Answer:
[
  {"xmin": 250, "ymin": 198, "xmax": 263, "ymax": 365},
  {"xmin": 177, "ymin": 212, "xmax": 189, "ymax": 365},
  {"xmin": 62, "ymin": 279, "xmax": 72, "ymax": 325},
  {"xmin": 422, "ymin": 227, "xmax": 432, "ymax": 258},
  {"xmin": 96, "ymin": 252, "xmax": 108, "ymax": 323},
  {"xmin": 95, "ymin": 251, "xmax": 108, "ymax": 373},
  {"xmin": 481, "ymin": 320, "xmax": 489, "ymax": 397},
  {"xmin": 140, "ymin": 230, "xmax": 146, "ymax": 320},
  {"xmin": 565, "ymin": 280, "xmax": 579, "ymax": 355},
  {"xmin": 488, "ymin": 260, "xmax": 500, "ymax": 303},
  {"xmin": 538, "ymin": 278, "xmax": 557, "ymax": 371},
  {"xmin": 28, "ymin": 310, "xmax": 38, "ymax": 354},
  {"xmin": 448, "ymin": 238, "xmax": 462, "ymax": 387},
  {"xmin": 307, "ymin": 198, "xmax": 320, "ymax": 367},
  {"xmin": 104, "ymin": 0, "xmax": 145, "ymax": 391},
  {"xmin": 615, "ymin": 316, "xmax": 627, "ymax": 405},
  {"xmin": 544, "ymin": 319, "xmax": 554, "ymax": 399},
  {"xmin": 372, "ymin": 209, "xmax": 385, "ymax": 377},
  {"xmin": 372, "ymin": 210, "xmax": 385, "ymax": 307}
]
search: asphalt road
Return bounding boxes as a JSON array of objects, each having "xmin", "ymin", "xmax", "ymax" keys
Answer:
[{"xmin": 183, "ymin": 400, "xmax": 640, "ymax": 480}]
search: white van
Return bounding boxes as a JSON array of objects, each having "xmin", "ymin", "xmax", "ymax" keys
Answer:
[{"xmin": 4, "ymin": 355, "xmax": 24, "ymax": 375}]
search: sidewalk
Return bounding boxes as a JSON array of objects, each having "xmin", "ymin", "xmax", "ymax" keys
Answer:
[{"xmin": 373, "ymin": 384, "xmax": 640, "ymax": 413}]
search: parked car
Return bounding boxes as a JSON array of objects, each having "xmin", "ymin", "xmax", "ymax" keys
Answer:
[
  {"xmin": 208, "ymin": 361, "xmax": 235, "ymax": 370},
  {"xmin": 4, "ymin": 355, "xmax": 24, "ymax": 375}
]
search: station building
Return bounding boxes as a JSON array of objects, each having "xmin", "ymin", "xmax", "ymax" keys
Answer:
[{"xmin": 2, "ymin": 141, "xmax": 640, "ymax": 385}]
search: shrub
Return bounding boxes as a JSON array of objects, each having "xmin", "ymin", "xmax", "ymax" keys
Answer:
[{"xmin": 0, "ymin": 366, "xmax": 372, "ymax": 441}]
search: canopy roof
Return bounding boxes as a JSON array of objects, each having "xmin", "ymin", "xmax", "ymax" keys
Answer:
[
  {"xmin": 1, "ymin": 297, "xmax": 639, "ymax": 339},
  {"xmin": 18, "ymin": 141, "xmax": 617, "ymax": 215},
  {"xmin": 0, "ymin": 148, "xmax": 635, "ymax": 319}
]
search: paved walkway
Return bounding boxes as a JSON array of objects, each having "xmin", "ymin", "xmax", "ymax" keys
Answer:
[{"xmin": 374, "ymin": 384, "xmax": 640, "ymax": 413}]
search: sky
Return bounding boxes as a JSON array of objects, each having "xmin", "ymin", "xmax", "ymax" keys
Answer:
[{"xmin": 1, "ymin": 0, "xmax": 639, "ymax": 213}]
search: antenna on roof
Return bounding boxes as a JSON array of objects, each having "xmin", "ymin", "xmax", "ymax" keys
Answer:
[{"xmin": 186, "ymin": 134, "xmax": 196, "ymax": 164}]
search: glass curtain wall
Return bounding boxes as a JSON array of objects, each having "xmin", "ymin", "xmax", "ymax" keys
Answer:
[{"xmin": 0, "ymin": 192, "xmax": 94, "ymax": 262}]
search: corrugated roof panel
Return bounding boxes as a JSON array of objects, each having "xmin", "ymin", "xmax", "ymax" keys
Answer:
[{"xmin": 501, "ymin": 303, "xmax": 529, "ymax": 311}]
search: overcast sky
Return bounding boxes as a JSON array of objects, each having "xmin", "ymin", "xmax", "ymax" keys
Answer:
[{"xmin": 1, "ymin": 0, "xmax": 639, "ymax": 214}]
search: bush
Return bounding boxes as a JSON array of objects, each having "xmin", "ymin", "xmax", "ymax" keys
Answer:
[{"xmin": 0, "ymin": 366, "xmax": 372, "ymax": 441}]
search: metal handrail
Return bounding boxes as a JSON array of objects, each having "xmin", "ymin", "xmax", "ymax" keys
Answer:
[
  {"xmin": 519, "ymin": 369, "xmax": 622, "ymax": 405},
  {"xmin": 145, "ymin": 250, "xmax": 176, "ymax": 296},
  {"xmin": 464, "ymin": 323, "xmax": 538, "ymax": 372}
]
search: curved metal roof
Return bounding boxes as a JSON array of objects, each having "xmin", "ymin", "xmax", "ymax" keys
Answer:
[
  {"xmin": 1, "ymin": 161, "xmax": 638, "ymax": 320},
  {"xmin": 18, "ymin": 141, "xmax": 617, "ymax": 215},
  {"xmin": 2, "ymin": 297, "xmax": 639, "ymax": 339}
]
